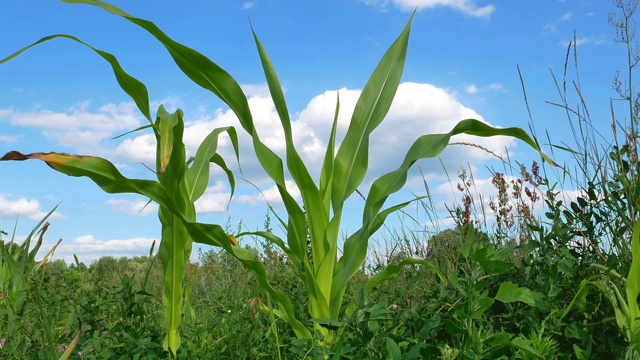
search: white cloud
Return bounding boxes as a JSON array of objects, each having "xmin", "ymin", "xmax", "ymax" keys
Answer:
[
  {"xmin": 2, "ymin": 81, "xmax": 517, "ymax": 208},
  {"xmin": 543, "ymin": 12, "xmax": 573, "ymax": 35},
  {"xmin": 0, "ymin": 101, "xmax": 142, "ymax": 155},
  {"xmin": 560, "ymin": 12, "xmax": 573, "ymax": 21},
  {"xmin": 0, "ymin": 194, "xmax": 64, "ymax": 221},
  {"xmin": 0, "ymin": 135, "xmax": 17, "ymax": 143},
  {"xmin": 364, "ymin": 0, "xmax": 495, "ymax": 18},
  {"xmin": 195, "ymin": 181, "xmax": 232, "ymax": 213},
  {"xmin": 559, "ymin": 35, "xmax": 607, "ymax": 48},
  {"xmin": 543, "ymin": 23, "xmax": 557, "ymax": 34},
  {"xmin": 241, "ymin": 83, "xmax": 271, "ymax": 97},
  {"xmin": 237, "ymin": 180, "xmax": 301, "ymax": 205},
  {"xmin": 111, "ymin": 132, "xmax": 156, "ymax": 164},
  {"xmin": 465, "ymin": 82, "xmax": 503, "ymax": 94},
  {"xmin": 59, "ymin": 234, "xmax": 156, "ymax": 253},
  {"xmin": 242, "ymin": 1, "xmax": 256, "ymax": 10},
  {"xmin": 106, "ymin": 198, "xmax": 157, "ymax": 216}
]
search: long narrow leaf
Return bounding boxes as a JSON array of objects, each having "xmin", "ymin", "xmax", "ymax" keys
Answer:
[
  {"xmin": 251, "ymin": 24, "xmax": 329, "ymax": 278},
  {"xmin": 0, "ymin": 34, "xmax": 151, "ymax": 123},
  {"xmin": 184, "ymin": 126, "xmax": 238, "ymax": 201},
  {"xmin": 319, "ymin": 93, "xmax": 340, "ymax": 213},
  {"xmin": 332, "ymin": 13, "xmax": 414, "ymax": 208},
  {"xmin": 65, "ymin": 1, "xmax": 314, "ymax": 278},
  {"xmin": 626, "ymin": 218, "xmax": 640, "ymax": 344}
]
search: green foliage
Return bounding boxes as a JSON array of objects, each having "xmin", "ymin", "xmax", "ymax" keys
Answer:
[
  {"xmin": 0, "ymin": 0, "xmax": 551, "ymax": 354},
  {"xmin": 3, "ymin": 0, "xmax": 640, "ymax": 358}
]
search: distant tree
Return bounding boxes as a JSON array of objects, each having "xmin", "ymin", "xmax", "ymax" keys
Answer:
[
  {"xmin": 426, "ymin": 225, "xmax": 490, "ymax": 272},
  {"xmin": 91, "ymin": 256, "xmax": 119, "ymax": 284}
]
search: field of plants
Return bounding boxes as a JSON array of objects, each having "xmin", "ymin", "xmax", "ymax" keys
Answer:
[{"xmin": 3, "ymin": 0, "xmax": 640, "ymax": 359}]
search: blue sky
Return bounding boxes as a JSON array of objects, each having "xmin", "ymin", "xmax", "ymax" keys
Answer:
[{"xmin": 0, "ymin": 0, "xmax": 623, "ymax": 264}]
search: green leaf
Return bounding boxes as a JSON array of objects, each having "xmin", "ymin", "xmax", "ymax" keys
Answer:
[
  {"xmin": 332, "ymin": 13, "xmax": 414, "ymax": 208},
  {"xmin": 251, "ymin": 22, "xmax": 329, "ymax": 280},
  {"xmin": 472, "ymin": 296, "xmax": 494, "ymax": 319},
  {"xmin": 60, "ymin": 1, "xmax": 314, "ymax": 341},
  {"xmin": 54, "ymin": 1, "xmax": 558, "ymax": 348},
  {"xmin": 511, "ymin": 337, "xmax": 544, "ymax": 359},
  {"xmin": 495, "ymin": 282, "xmax": 537, "ymax": 307},
  {"xmin": 156, "ymin": 106, "xmax": 180, "ymax": 175},
  {"xmin": 320, "ymin": 93, "xmax": 340, "ymax": 212},
  {"xmin": 63, "ymin": 0, "xmax": 252, "ymax": 134},
  {"xmin": 385, "ymin": 337, "xmax": 402, "ymax": 360},
  {"xmin": 155, "ymin": 107, "xmax": 192, "ymax": 355},
  {"xmin": 0, "ymin": 33, "xmax": 152, "ymax": 123},
  {"xmin": 0, "ymin": 151, "xmax": 173, "ymax": 203},
  {"xmin": 627, "ymin": 219, "xmax": 640, "ymax": 345},
  {"xmin": 183, "ymin": 126, "xmax": 238, "ymax": 202}
]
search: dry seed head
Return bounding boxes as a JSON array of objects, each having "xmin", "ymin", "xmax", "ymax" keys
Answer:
[{"xmin": 449, "ymin": 142, "xmax": 504, "ymax": 162}]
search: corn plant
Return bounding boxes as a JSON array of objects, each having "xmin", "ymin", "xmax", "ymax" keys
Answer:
[
  {"xmin": 1, "ymin": 0, "xmax": 555, "ymax": 353},
  {"xmin": 0, "ymin": 208, "xmax": 83, "ymax": 360},
  {"xmin": 0, "ymin": 36, "xmax": 241, "ymax": 355},
  {"xmin": 0, "ymin": 207, "xmax": 61, "ymax": 336},
  {"xmin": 1, "ymin": 117, "xmax": 239, "ymax": 357}
]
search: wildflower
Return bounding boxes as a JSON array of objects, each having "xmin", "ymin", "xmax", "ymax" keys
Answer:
[
  {"xmin": 390, "ymin": 304, "xmax": 398, "ymax": 310},
  {"xmin": 406, "ymin": 299, "xmax": 411, "ymax": 307},
  {"xmin": 0, "ymin": 338, "xmax": 5, "ymax": 349}
]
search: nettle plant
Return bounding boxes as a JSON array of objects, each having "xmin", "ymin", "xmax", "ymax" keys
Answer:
[{"xmin": 0, "ymin": 0, "xmax": 555, "ymax": 355}]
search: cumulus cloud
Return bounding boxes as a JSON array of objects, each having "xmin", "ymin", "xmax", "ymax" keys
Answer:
[
  {"xmin": 363, "ymin": 0, "xmax": 495, "ymax": 18},
  {"xmin": 560, "ymin": 12, "xmax": 572, "ymax": 21},
  {"xmin": 111, "ymin": 132, "xmax": 157, "ymax": 164},
  {"xmin": 543, "ymin": 23, "xmax": 557, "ymax": 34},
  {"xmin": 465, "ymin": 82, "xmax": 503, "ymax": 94},
  {"xmin": 0, "ymin": 194, "xmax": 64, "ymax": 220},
  {"xmin": 195, "ymin": 181, "xmax": 232, "ymax": 213},
  {"xmin": 559, "ymin": 35, "xmax": 607, "ymax": 48},
  {"xmin": 242, "ymin": 1, "xmax": 256, "ymax": 10},
  {"xmin": 0, "ymin": 101, "xmax": 142, "ymax": 156},
  {"xmin": 2, "ymin": 81, "xmax": 516, "ymax": 206},
  {"xmin": 237, "ymin": 180, "xmax": 301, "ymax": 205},
  {"xmin": 106, "ymin": 198, "xmax": 157, "ymax": 216},
  {"xmin": 56, "ymin": 234, "xmax": 156, "ymax": 258},
  {"xmin": 0, "ymin": 134, "xmax": 17, "ymax": 143}
]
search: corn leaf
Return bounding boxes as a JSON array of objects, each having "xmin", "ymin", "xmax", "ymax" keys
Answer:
[
  {"xmin": 333, "ymin": 120, "xmax": 554, "ymax": 316},
  {"xmin": 332, "ymin": 13, "xmax": 414, "ymax": 209},
  {"xmin": 319, "ymin": 94, "xmax": 340, "ymax": 213},
  {"xmin": 251, "ymin": 25, "xmax": 329, "ymax": 278},
  {"xmin": 156, "ymin": 107, "xmax": 192, "ymax": 354},
  {"xmin": 184, "ymin": 126, "xmax": 238, "ymax": 202},
  {"xmin": 627, "ymin": 219, "xmax": 640, "ymax": 345},
  {"xmin": 0, "ymin": 34, "xmax": 151, "ymax": 123}
]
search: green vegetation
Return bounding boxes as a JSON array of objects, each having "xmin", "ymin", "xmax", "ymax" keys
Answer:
[{"xmin": 2, "ymin": 0, "xmax": 640, "ymax": 358}]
